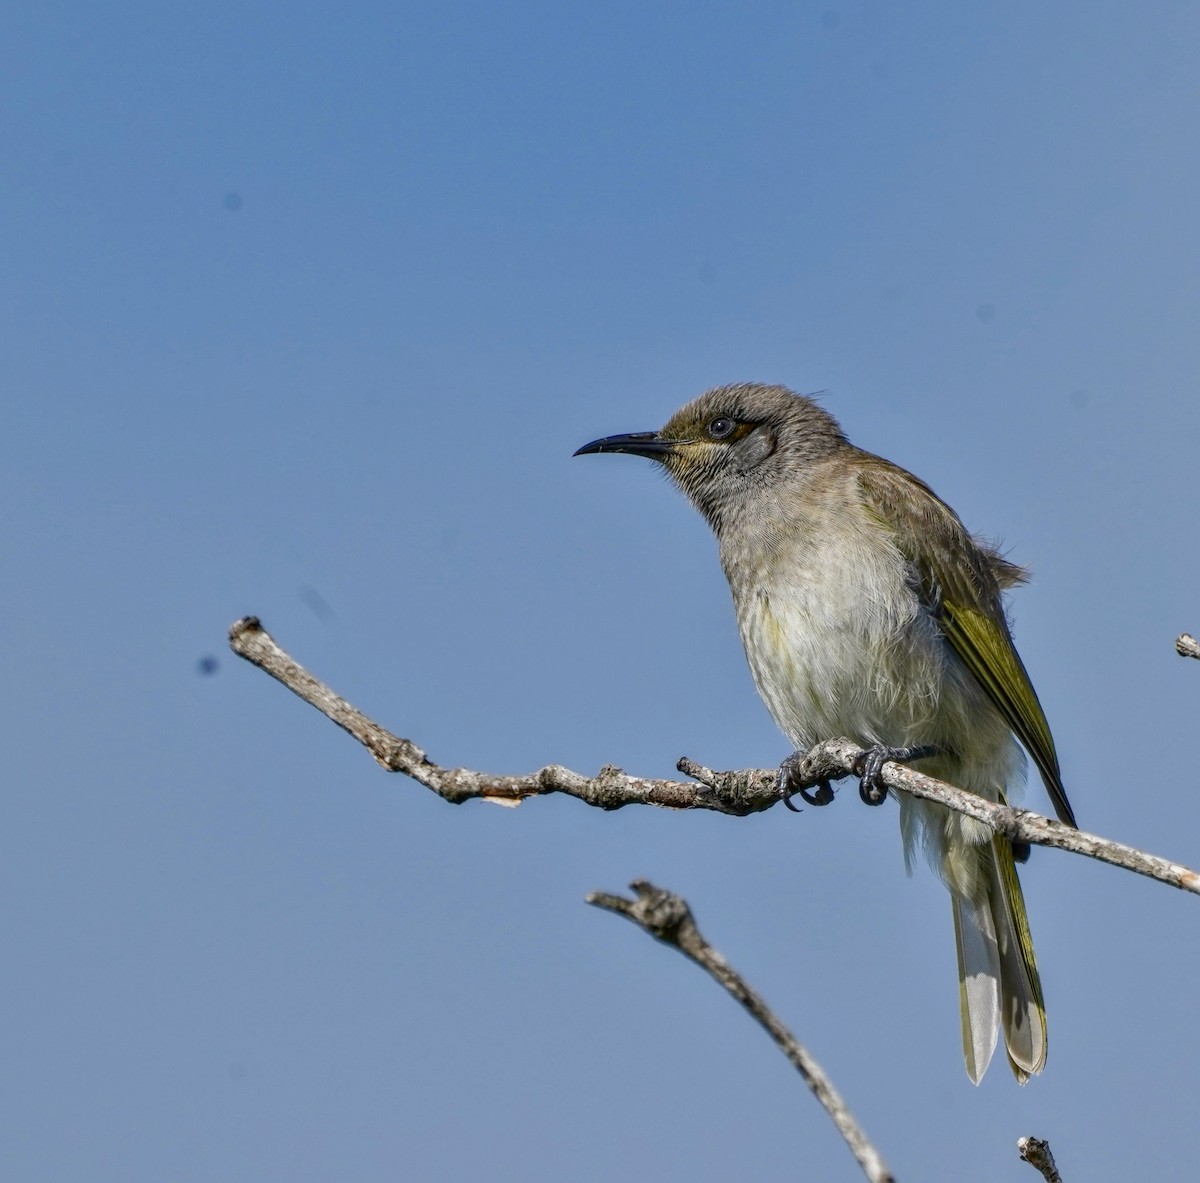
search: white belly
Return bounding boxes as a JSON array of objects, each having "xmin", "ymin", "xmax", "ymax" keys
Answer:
[{"xmin": 731, "ymin": 537, "xmax": 946, "ymax": 751}]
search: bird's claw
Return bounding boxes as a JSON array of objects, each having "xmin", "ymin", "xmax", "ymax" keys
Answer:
[
  {"xmin": 797, "ymin": 780, "xmax": 836, "ymax": 809},
  {"xmin": 855, "ymin": 748, "xmax": 891, "ymax": 805},
  {"xmin": 852, "ymin": 743, "xmax": 939, "ymax": 806},
  {"xmin": 777, "ymin": 751, "xmax": 835, "ymax": 811},
  {"xmin": 779, "ymin": 743, "xmax": 940, "ymax": 811}
]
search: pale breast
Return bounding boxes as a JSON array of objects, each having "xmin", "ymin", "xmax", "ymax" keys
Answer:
[{"xmin": 724, "ymin": 510, "xmax": 949, "ymax": 752}]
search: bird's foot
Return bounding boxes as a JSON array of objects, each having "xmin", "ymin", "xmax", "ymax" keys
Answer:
[
  {"xmin": 853, "ymin": 743, "xmax": 940, "ymax": 806},
  {"xmin": 776, "ymin": 750, "xmax": 835, "ymax": 812}
]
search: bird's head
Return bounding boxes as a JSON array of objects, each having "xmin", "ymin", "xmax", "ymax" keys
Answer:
[{"xmin": 574, "ymin": 383, "xmax": 847, "ymax": 530}]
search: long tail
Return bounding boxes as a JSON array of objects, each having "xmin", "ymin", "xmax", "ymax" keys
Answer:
[{"xmin": 951, "ymin": 835, "xmax": 1046, "ymax": 1084}]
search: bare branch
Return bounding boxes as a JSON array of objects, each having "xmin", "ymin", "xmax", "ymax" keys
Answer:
[
  {"xmin": 229, "ymin": 616, "xmax": 1200, "ymax": 896},
  {"xmin": 1018, "ymin": 1136, "xmax": 1063, "ymax": 1182},
  {"xmin": 774, "ymin": 738, "xmax": 1200, "ymax": 897},
  {"xmin": 1177, "ymin": 633, "xmax": 1200, "ymax": 660},
  {"xmin": 589, "ymin": 880, "xmax": 894, "ymax": 1183},
  {"xmin": 227, "ymin": 616, "xmax": 774, "ymax": 815}
]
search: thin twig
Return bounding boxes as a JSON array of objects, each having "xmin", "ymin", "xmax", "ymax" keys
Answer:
[
  {"xmin": 229, "ymin": 616, "xmax": 1200, "ymax": 895},
  {"xmin": 1018, "ymin": 1136, "xmax": 1063, "ymax": 1182},
  {"xmin": 588, "ymin": 880, "xmax": 894, "ymax": 1183},
  {"xmin": 1176, "ymin": 633, "xmax": 1200, "ymax": 660}
]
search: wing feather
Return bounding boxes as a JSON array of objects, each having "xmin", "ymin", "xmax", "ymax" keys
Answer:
[{"xmin": 856, "ymin": 456, "xmax": 1076, "ymax": 827}]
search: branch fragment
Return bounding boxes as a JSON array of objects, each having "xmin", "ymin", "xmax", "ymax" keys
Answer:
[
  {"xmin": 1018, "ymin": 1136, "xmax": 1063, "ymax": 1182},
  {"xmin": 589, "ymin": 880, "xmax": 894, "ymax": 1183}
]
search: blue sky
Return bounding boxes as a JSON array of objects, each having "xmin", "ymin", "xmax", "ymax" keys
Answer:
[{"xmin": 4, "ymin": 2, "xmax": 1200, "ymax": 1179}]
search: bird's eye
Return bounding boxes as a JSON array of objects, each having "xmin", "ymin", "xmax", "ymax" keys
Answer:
[{"xmin": 707, "ymin": 416, "xmax": 737, "ymax": 440}]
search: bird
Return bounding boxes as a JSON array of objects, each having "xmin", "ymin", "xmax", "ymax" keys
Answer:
[{"xmin": 574, "ymin": 382, "xmax": 1076, "ymax": 1084}]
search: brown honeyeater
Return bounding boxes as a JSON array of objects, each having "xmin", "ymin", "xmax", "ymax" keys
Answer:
[{"xmin": 575, "ymin": 382, "xmax": 1076, "ymax": 1084}]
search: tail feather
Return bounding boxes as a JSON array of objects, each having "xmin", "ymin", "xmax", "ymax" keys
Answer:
[
  {"xmin": 952, "ymin": 838, "xmax": 1046, "ymax": 1085},
  {"xmin": 952, "ymin": 894, "xmax": 1000, "ymax": 1084},
  {"xmin": 989, "ymin": 835, "xmax": 1047, "ymax": 1082}
]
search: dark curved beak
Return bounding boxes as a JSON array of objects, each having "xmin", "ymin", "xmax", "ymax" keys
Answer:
[{"xmin": 573, "ymin": 431, "xmax": 674, "ymax": 459}]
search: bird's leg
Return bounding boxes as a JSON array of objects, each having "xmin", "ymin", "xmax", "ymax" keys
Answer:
[
  {"xmin": 776, "ymin": 750, "xmax": 835, "ymax": 811},
  {"xmin": 854, "ymin": 743, "xmax": 941, "ymax": 806},
  {"xmin": 777, "ymin": 743, "xmax": 942, "ymax": 811},
  {"xmin": 854, "ymin": 743, "xmax": 941, "ymax": 805}
]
